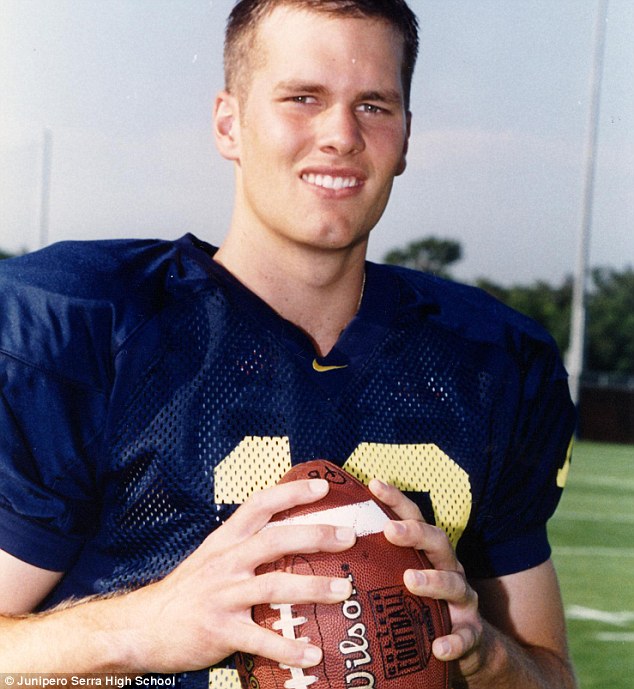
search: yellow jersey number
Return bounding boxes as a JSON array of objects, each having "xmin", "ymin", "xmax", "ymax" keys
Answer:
[{"xmin": 214, "ymin": 436, "xmax": 472, "ymax": 548}]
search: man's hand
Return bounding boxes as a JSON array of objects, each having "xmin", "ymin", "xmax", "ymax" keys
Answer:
[
  {"xmin": 368, "ymin": 478, "xmax": 483, "ymax": 674},
  {"xmin": 123, "ymin": 477, "xmax": 356, "ymax": 673},
  {"xmin": 368, "ymin": 479, "xmax": 577, "ymax": 689},
  {"xmin": 0, "ymin": 478, "xmax": 355, "ymax": 674}
]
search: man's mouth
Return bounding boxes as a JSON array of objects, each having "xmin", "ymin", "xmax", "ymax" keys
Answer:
[{"xmin": 301, "ymin": 173, "xmax": 362, "ymax": 190}]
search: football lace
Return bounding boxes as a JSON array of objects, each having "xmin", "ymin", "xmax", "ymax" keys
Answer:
[{"xmin": 271, "ymin": 603, "xmax": 319, "ymax": 689}]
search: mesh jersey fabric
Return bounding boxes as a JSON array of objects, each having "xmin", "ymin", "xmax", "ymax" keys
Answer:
[{"xmin": 0, "ymin": 234, "xmax": 575, "ymax": 682}]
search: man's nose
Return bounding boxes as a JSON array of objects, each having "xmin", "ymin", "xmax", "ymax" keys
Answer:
[{"xmin": 316, "ymin": 105, "xmax": 365, "ymax": 157}]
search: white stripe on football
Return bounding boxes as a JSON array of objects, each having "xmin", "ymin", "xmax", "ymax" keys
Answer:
[{"xmin": 266, "ymin": 499, "xmax": 389, "ymax": 537}]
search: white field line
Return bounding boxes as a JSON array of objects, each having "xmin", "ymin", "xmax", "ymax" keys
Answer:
[
  {"xmin": 595, "ymin": 632, "xmax": 634, "ymax": 642},
  {"xmin": 566, "ymin": 605, "xmax": 634, "ymax": 627},
  {"xmin": 553, "ymin": 545, "xmax": 634, "ymax": 558}
]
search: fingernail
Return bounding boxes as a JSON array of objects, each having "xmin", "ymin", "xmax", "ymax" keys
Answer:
[
  {"xmin": 309, "ymin": 479, "xmax": 328, "ymax": 495},
  {"xmin": 435, "ymin": 639, "xmax": 451, "ymax": 659},
  {"xmin": 390, "ymin": 520, "xmax": 406, "ymax": 534},
  {"xmin": 302, "ymin": 645, "xmax": 322, "ymax": 666},
  {"xmin": 336, "ymin": 526, "xmax": 356, "ymax": 542},
  {"xmin": 405, "ymin": 569, "xmax": 427, "ymax": 588},
  {"xmin": 330, "ymin": 578, "xmax": 352, "ymax": 596},
  {"xmin": 370, "ymin": 478, "xmax": 387, "ymax": 490}
]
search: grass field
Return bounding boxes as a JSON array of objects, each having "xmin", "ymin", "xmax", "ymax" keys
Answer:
[{"xmin": 549, "ymin": 440, "xmax": 634, "ymax": 688}]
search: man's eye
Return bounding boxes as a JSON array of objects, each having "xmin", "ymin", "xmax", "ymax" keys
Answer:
[
  {"xmin": 291, "ymin": 96, "xmax": 317, "ymax": 104},
  {"xmin": 358, "ymin": 103, "xmax": 385, "ymax": 114}
]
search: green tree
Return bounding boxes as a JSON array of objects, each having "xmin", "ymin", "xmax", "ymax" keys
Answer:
[
  {"xmin": 586, "ymin": 267, "xmax": 634, "ymax": 375},
  {"xmin": 383, "ymin": 237, "xmax": 462, "ymax": 278},
  {"xmin": 478, "ymin": 268, "xmax": 634, "ymax": 377},
  {"xmin": 0, "ymin": 249, "xmax": 14, "ymax": 260}
]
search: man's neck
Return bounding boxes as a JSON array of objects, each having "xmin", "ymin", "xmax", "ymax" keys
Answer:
[{"xmin": 213, "ymin": 234, "xmax": 367, "ymax": 357}]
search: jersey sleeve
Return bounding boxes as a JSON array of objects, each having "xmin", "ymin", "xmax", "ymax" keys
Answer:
[
  {"xmin": 0, "ymin": 248, "xmax": 114, "ymax": 572},
  {"xmin": 0, "ymin": 235, "xmax": 212, "ymax": 574},
  {"xmin": 457, "ymin": 330, "xmax": 576, "ymax": 578},
  {"xmin": 0, "ymin": 353, "xmax": 108, "ymax": 571}
]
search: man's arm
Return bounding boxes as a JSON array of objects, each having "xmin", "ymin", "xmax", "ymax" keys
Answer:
[
  {"xmin": 464, "ymin": 561, "xmax": 576, "ymax": 689},
  {"xmin": 0, "ymin": 550, "xmax": 138, "ymax": 671},
  {"xmin": 0, "ymin": 478, "xmax": 355, "ymax": 673},
  {"xmin": 0, "ymin": 550, "xmax": 63, "ymax": 614},
  {"xmin": 369, "ymin": 479, "xmax": 577, "ymax": 689}
]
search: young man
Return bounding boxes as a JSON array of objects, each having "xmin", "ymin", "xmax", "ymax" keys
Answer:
[{"xmin": 0, "ymin": 1, "xmax": 577, "ymax": 687}]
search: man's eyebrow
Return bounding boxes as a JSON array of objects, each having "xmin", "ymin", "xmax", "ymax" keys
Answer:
[
  {"xmin": 274, "ymin": 81, "xmax": 403, "ymax": 105},
  {"xmin": 358, "ymin": 90, "xmax": 403, "ymax": 105},
  {"xmin": 274, "ymin": 80, "xmax": 329, "ymax": 95}
]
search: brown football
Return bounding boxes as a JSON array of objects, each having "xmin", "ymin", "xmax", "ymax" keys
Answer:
[{"xmin": 236, "ymin": 459, "xmax": 451, "ymax": 689}]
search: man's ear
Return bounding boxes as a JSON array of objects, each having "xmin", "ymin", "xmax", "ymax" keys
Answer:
[
  {"xmin": 395, "ymin": 110, "xmax": 412, "ymax": 177},
  {"xmin": 214, "ymin": 91, "xmax": 241, "ymax": 162}
]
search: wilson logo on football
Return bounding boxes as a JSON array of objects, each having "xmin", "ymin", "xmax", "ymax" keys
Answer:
[{"xmin": 339, "ymin": 569, "xmax": 374, "ymax": 687}]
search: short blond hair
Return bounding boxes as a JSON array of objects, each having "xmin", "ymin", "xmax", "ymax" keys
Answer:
[{"xmin": 224, "ymin": 0, "xmax": 419, "ymax": 108}]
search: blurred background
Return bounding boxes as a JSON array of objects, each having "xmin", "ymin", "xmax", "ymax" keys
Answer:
[
  {"xmin": 1, "ymin": 2, "xmax": 633, "ymax": 685},
  {"xmin": 1, "ymin": 0, "xmax": 632, "ymax": 281}
]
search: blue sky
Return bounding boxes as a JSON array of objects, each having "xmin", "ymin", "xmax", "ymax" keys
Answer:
[{"xmin": 1, "ymin": 0, "xmax": 632, "ymax": 285}]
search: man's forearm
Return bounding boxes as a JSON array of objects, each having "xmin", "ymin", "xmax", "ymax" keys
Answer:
[
  {"xmin": 0, "ymin": 594, "xmax": 143, "ymax": 673},
  {"xmin": 454, "ymin": 618, "xmax": 577, "ymax": 689}
]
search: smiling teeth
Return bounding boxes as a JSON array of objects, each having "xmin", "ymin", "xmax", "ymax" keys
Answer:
[{"xmin": 302, "ymin": 173, "xmax": 360, "ymax": 190}]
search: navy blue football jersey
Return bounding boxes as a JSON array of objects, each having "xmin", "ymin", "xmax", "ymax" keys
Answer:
[{"xmin": 0, "ymin": 234, "xmax": 575, "ymax": 685}]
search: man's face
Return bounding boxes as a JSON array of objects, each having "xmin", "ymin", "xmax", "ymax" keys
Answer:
[{"xmin": 221, "ymin": 7, "xmax": 410, "ymax": 255}]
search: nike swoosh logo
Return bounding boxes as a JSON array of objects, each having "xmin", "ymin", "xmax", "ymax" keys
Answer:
[{"xmin": 312, "ymin": 359, "xmax": 349, "ymax": 373}]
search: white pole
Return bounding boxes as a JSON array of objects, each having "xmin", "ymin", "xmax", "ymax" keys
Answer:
[
  {"xmin": 566, "ymin": 0, "xmax": 609, "ymax": 408},
  {"xmin": 38, "ymin": 127, "xmax": 53, "ymax": 248}
]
